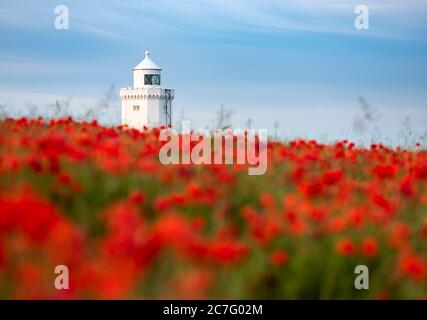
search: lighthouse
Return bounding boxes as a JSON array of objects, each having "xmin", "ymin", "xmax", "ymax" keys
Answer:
[{"xmin": 120, "ymin": 51, "xmax": 174, "ymax": 129}]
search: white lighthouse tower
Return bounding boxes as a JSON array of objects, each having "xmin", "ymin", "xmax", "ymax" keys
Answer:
[{"xmin": 120, "ymin": 50, "xmax": 174, "ymax": 129}]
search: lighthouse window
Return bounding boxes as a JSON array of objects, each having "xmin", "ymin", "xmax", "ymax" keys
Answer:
[
  {"xmin": 144, "ymin": 74, "xmax": 160, "ymax": 85},
  {"xmin": 133, "ymin": 105, "xmax": 140, "ymax": 111}
]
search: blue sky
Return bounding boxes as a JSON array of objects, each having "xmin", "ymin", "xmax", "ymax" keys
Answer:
[{"xmin": 0, "ymin": 0, "xmax": 426, "ymax": 143}]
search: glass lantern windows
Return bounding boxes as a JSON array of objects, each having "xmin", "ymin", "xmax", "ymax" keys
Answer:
[{"xmin": 144, "ymin": 74, "xmax": 160, "ymax": 85}]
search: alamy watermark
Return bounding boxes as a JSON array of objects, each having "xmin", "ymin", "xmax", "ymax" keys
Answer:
[
  {"xmin": 354, "ymin": 5, "xmax": 369, "ymax": 30},
  {"xmin": 54, "ymin": 5, "xmax": 70, "ymax": 30},
  {"xmin": 54, "ymin": 265, "xmax": 69, "ymax": 290},
  {"xmin": 159, "ymin": 121, "xmax": 268, "ymax": 175},
  {"xmin": 354, "ymin": 265, "xmax": 369, "ymax": 290}
]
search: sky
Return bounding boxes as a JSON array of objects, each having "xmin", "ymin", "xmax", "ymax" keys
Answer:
[{"xmin": 0, "ymin": 0, "xmax": 426, "ymax": 144}]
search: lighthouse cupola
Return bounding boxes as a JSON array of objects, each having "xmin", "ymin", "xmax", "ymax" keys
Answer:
[{"xmin": 133, "ymin": 50, "xmax": 162, "ymax": 88}]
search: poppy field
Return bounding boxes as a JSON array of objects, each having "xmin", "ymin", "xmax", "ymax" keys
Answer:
[{"xmin": 0, "ymin": 117, "xmax": 427, "ymax": 299}]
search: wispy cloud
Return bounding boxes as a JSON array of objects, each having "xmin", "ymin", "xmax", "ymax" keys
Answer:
[
  {"xmin": 1, "ymin": 0, "xmax": 426, "ymax": 40},
  {"xmin": 0, "ymin": 55, "xmax": 90, "ymax": 76},
  {"xmin": 170, "ymin": 0, "xmax": 427, "ymax": 38},
  {"xmin": 0, "ymin": 56, "xmax": 64, "ymax": 75}
]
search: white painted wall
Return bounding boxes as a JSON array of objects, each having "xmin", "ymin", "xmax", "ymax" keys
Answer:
[{"xmin": 120, "ymin": 87, "xmax": 174, "ymax": 130}]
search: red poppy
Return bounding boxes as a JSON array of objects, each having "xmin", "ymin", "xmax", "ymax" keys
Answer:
[
  {"xmin": 336, "ymin": 237, "xmax": 357, "ymax": 256},
  {"xmin": 362, "ymin": 236, "xmax": 379, "ymax": 258},
  {"xmin": 270, "ymin": 249, "xmax": 288, "ymax": 267}
]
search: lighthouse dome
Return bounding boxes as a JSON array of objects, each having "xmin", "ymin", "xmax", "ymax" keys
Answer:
[{"xmin": 133, "ymin": 50, "xmax": 161, "ymax": 70}]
